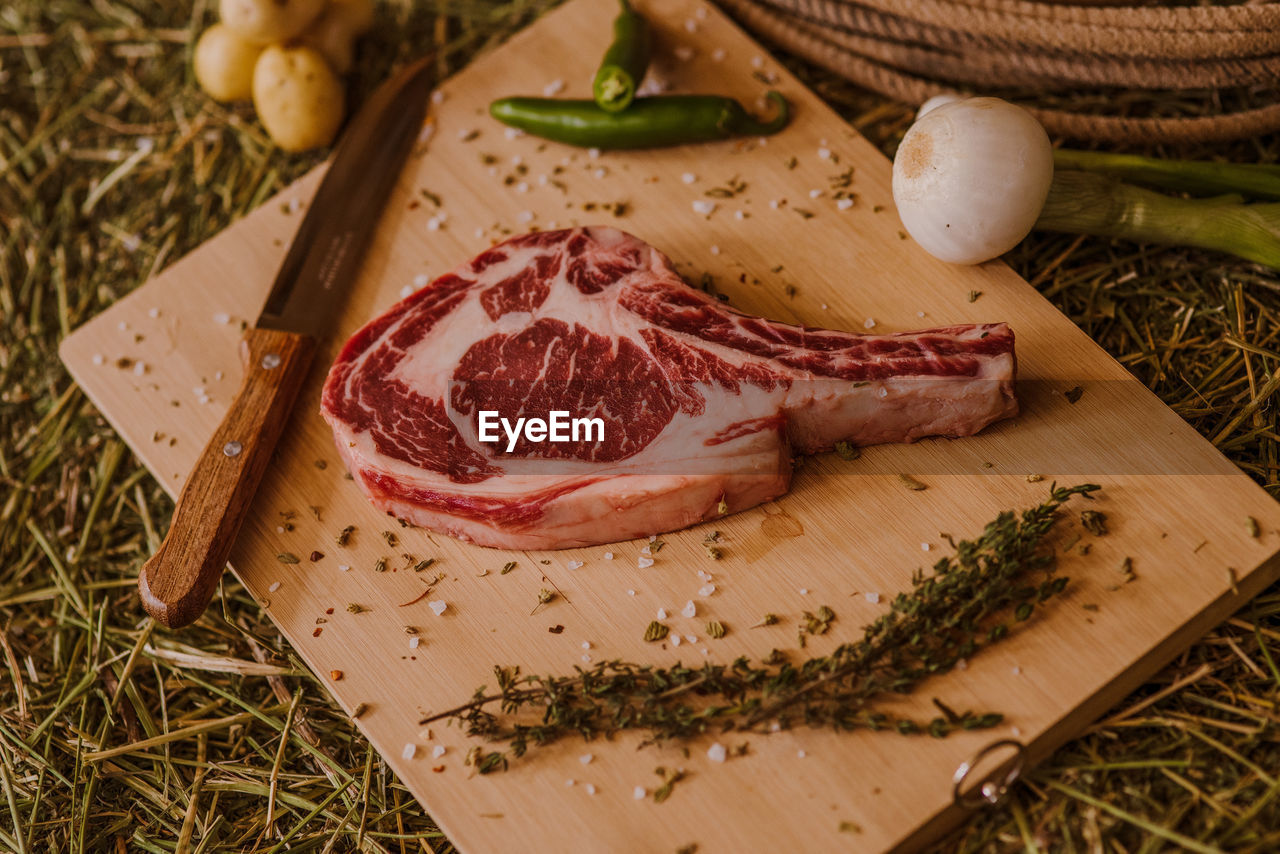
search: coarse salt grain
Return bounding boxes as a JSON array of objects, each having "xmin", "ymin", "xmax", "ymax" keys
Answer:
[
  {"xmin": 692, "ymin": 200, "xmax": 717, "ymax": 216},
  {"xmin": 1011, "ymin": 726, "xmax": 1022, "ymax": 737},
  {"xmin": 268, "ymin": 581, "xmax": 280, "ymax": 593},
  {"xmin": 638, "ymin": 555, "xmax": 654, "ymax": 568},
  {"xmin": 567, "ymin": 559, "xmax": 583, "ymax": 570},
  {"xmin": 474, "ymin": 227, "xmax": 485, "ymax": 239},
  {"xmin": 431, "ymin": 90, "xmax": 445, "ymax": 104},
  {"xmin": 769, "ymin": 199, "xmax": 780, "ymax": 210},
  {"xmin": 712, "ymin": 48, "xmax": 725, "ymax": 61},
  {"xmin": 91, "ymin": 354, "xmax": 105, "ymax": 365},
  {"xmin": 581, "ymin": 641, "xmax": 591, "ymax": 650},
  {"xmin": 922, "ymin": 542, "xmax": 931, "ymax": 551},
  {"xmin": 606, "ymin": 552, "xmax": 615, "ymax": 560},
  {"xmin": 409, "ymin": 636, "xmax": 421, "ymax": 649},
  {"xmin": 701, "ymin": 648, "xmax": 709, "ymax": 656},
  {"xmin": 956, "ymin": 658, "xmax": 968, "ymax": 670},
  {"xmin": 864, "ymin": 317, "xmax": 877, "ymax": 329},
  {"xmin": 593, "ymin": 168, "xmax": 607, "ymax": 179},
  {"xmin": 543, "ymin": 78, "xmax": 565, "ymax": 97},
  {"xmin": 697, "ymin": 570, "xmax": 712, "ymax": 581},
  {"xmin": 427, "ymin": 217, "xmax": 441, "ymax": 231},
  {"xmin": 133, "ymin": 362, "xmax": 146, "ymax": 376},
  {"xmin": 276, "ymin": 526, "xmax": 285, "ymax": 534},
  {"xmin": 403, "ymin": 743, "xmax": 417, "ymax": 760},
  {"xmin": 429, "ymin": 600, "xmax": 448, "ymax": 616},
  {"xmin": 734, "ymin": 210, "xmax": 745, "ymax": 220},
  {"xmin": 339, "ymin": 564, "xmax": 351, "ymax": 572},
  {"xmin": 1012, "ymin": 665, "xmax": 1022, "ymax": 675},
  {"xmin": 682, "ymin": 600, "xmax": 697, "ymax": 618},
  {"xmin": 656, "ymin": 608, "xmax": 667, "ymax": 619},
  {"xmin": 505, "ymin": 127, "xmax": 525, "ymax": 140},
  {"xmin": 538, "ymin": 174, "xmax": 548, "ymax": 186},
  {"xmin": 582, "ymin": 653, "xmax": 591, "ymax": 662},
  {"xmin": 432, "ymin": 745, "xmax": 446, "ymax": 758},
  {"xmin": 836, "ymin": 198, "xmax": 854, "ymax": 211},
  {"xmin": 685, "ymin": 635, "xmax": 697, "ymax": 644},
  {"xmin": 580, "ymin": 753, "xmax": 593, "ymax": 764},
  {"xmin": 818, "ymin": 147, "xmax": 832, "ymax": 160},
  {"xmin": 214, "ymin": 371, "xmax": 223, "ymax": 380},
  {"xmin": 147, "ymin": 307, "xmax": 160, "ymax": 318},
  {"xmin": 696, "ymin": 5, "xmax": 708, "ymax": 18},
  {"xmin": 684, "ymin": 18, "xmax": 697, "ymax": 32},
  {"xmin": 400, "ymin": 285, "xmax": 414, "ymax": 298},
  {"xmin": 117, "ymin": 321, "xmax": 128, "ymax": 331},
  {"xmin": 627, "ymin": 589, "xmax": 635, "ymax": 596},
  {"xmin": 710, "ymin": 245, "xmax": 721, "ymax": 256},
  {"xmin": 213, "ymin": 312, "xmax": 231, "ymax": 324},
  {"xmin": 672, "ymin": 635, "xmax": 682, "ymax": 646},
  {"xmin": 809, "ymin": 189, "xmax": 823, "ymax": 199},
  {"xmin": 517, "ymin": 211, "xmax": 534, "ymax": 223},
  {"xmin": 566, "ymin": 779, "xmax": 575, "ymax": 787},
  {"xmin": 707, "ymin": 743, "xmax": 727, "ymax": 762},
  {"xmin": 751, "ymin": 55, "xmax": 764, "ymax": 68},
  {"xmin": 797, "ymin": 749, "xmax": 807, "ymax": 758},
  {"xmin": 798, "ymin": 587, "xmax": 808, "ymax": 595},
  {"xmin": 585, "ymin": 783, "xmax": 597, "ymax": 795},
  {"xmin": 634, "ymin": 786, "xmax": 646, "ymax": 800},
  {"xmin": 877, "ymin": 387, "xmax": 889, "ymax": 398},
  {"xmin": 515, "ymin": 182, "xmax": 529, "ymax": 193},
  {"xmin": 698, "ymin": 584, "xmax": 715, "ymax": 597},
  {"xmin": 865, "ymin": 592, "xmax": 881, "ymax": 604},
  {"xmin": 640, "ymin": 545, "xmax": 651, "ymax": 555},
  {"xmin": 457, "ymin": 128, "xmax": 475, "ymax": 140},
  {"xmin": 674, "ymin": 45, "xmax": 694, "ymax": 61},
  {"xmin": 649, "ymin": 535, "xmax": 657, "ymax": 542},
  {"xmin": 682, "ymin": 172, "xmax": 697, "ymax": 184},
  {"xmin": 588, "ymin": 148, "xmax": 601, "ymax": 159}
]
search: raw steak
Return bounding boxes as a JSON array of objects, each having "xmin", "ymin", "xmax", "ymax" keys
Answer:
[{"xmin": 321, "ymin": 227, "xmax": 1017, "ymax": 549}]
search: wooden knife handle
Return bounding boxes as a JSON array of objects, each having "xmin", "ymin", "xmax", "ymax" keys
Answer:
[{"xmin": 139, "ymin": 327, "xmax": 316, "ymax": 629}]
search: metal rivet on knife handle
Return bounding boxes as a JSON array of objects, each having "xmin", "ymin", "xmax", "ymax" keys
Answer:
[
  {"xmin": 261, "ymin": 353, "xmax": 282, "ymax": 369},
  {"xmin": 223, "ymin": 441, "xmax": 243, "ymax": 457}
]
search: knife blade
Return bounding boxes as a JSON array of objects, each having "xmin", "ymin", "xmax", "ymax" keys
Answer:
[{"xmin": 139, "ymin": 56, "xmax": 436, "ymax": 629}]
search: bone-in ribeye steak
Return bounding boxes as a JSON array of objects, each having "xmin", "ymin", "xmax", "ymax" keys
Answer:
[{"xmin": 321, "ymin": 227, "xmax": 1017, "ymax": 549}]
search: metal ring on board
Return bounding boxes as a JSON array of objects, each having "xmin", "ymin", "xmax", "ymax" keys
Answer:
[{"xmin": 952, "ymin": 739, "xmax": 1026, "ymax": 810}]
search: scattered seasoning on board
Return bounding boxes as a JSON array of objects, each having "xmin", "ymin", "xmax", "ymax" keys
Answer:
[
  {"xmin": 549, "ymin": 625, "xmax": 565, "ymax": 634},
  {"xmin": 1119, "ymin": 557, "xmax": 1137, "ymax": 583},
  {"xmin": 382, "ymin": 530, "xmax": 399, "ymax": 547},
  {"xmin": 838, "ymin": 821, "xmax": 862, "ymax": 834},
  {"xmin": 653, "ymin": 767, "xmax": 686, "ymax": 804},
  {"xmin": 336, "ymin": 526, "xmax": 355, "ymax": 546},
  {"xmin": 1080, "ymin": 510, "xmax": 1108, "ymax": 536},
  {"xmin": 413, "ymin": 558, "xmax": 437, "ymax": 573},
  {"xmin": 531, "ymin": 589, "xmax": 556, "ymax": 614},
  {"xmin": 501, "ymin": 561, "xmax": 517, "ymax": 575},
  {"xmin": 750, "ymin": 614, "xmax": 779, "ymax": 628},
  {"xmin": 897, "ymin": 474, "xmax": 928, "ymax": 491},
  {"xmin": 967, "ymin": 290, "xmax": 983, "ymax": 303},
  {"xmin": 346, "ymin": 603, "xmax": 366, "ymax": 614},
  {"xmin": 834, "ymin": 441, "xmax": 860, "ymax": 461},
  {"xmin": 374, "ymin": 557, "xmax": 388, "ymax": 574},
  {"xmin": 276, "ymin": 553, "xmax": 299, "ymax": 564},
  {"xmin": 706, "ymin": 620, "xmax": 727, "ymax": 639},
  {"xmin": 1064, "ymin": 386, "xmax": 1084, "ymax": 404},
  {"xmin": 1247, "ymin": 516, "xmax": 1261, "ymax": 538},
  {"xmin": 330, "ymin": 670, "xmax": 344, "ymax": 681},
  {"xmin": 644, "ymin": 621, "xmax": 670, "ymax": 642}
]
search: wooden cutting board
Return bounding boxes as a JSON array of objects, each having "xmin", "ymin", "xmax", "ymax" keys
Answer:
[{"xmin": 60, "ymin": 0, "xmax": 1280, "ymax": 850}]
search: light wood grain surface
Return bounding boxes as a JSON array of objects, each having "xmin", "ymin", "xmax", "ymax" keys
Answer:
[{"xmin": 60, "ymin": 0, "xmax": 1280, "ymax": 850}]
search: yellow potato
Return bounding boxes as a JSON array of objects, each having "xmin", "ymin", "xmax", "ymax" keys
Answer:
[
  {"xmin": 252, "ymin": 45, "xmax": 345, "ymax": 152},
  {"xmin": 219, "ymin": 0, "xmax": 326, "ymax": 44},
  {"xmin": 300, "ymin": 0, "xmax": 375, "ymax": 74},
  {"xmin": 193, "ymin": 24, "xmax": 263, "ymax": 102}
]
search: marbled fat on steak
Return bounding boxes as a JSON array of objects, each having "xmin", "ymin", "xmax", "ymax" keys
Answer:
[{"xmin": 321, "ymin": 227, "xmax": 1018, "ymax": 549}]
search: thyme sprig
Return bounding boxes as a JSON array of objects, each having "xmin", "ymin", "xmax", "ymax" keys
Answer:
[{"xmin": 425, "ymin": 484, "xmax": 1102, "ymax": 773}]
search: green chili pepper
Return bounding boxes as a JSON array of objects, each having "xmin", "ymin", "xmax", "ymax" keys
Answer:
[
  {"xmin": 488, "ymin": 91, "xmax": 791, "ymax": 150},
  {"xmin": 593, "ymin": 0, "xmax": 652, "ymax": 113}
]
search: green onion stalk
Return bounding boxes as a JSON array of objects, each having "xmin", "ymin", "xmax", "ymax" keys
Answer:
[{"xmin": 1037, "ymin": 154, "xmax": 1280, "ymax": 269}]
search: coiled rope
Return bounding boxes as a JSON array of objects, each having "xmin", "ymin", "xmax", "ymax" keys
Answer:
[{"xmin": 718, "ymin": 0, "xmax": 1280, "ymax": 144}]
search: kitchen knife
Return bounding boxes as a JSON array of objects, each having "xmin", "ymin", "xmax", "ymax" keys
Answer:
[{"xmin": 139, "ymin": 56, "xmax": 436, "ymax": 629}]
